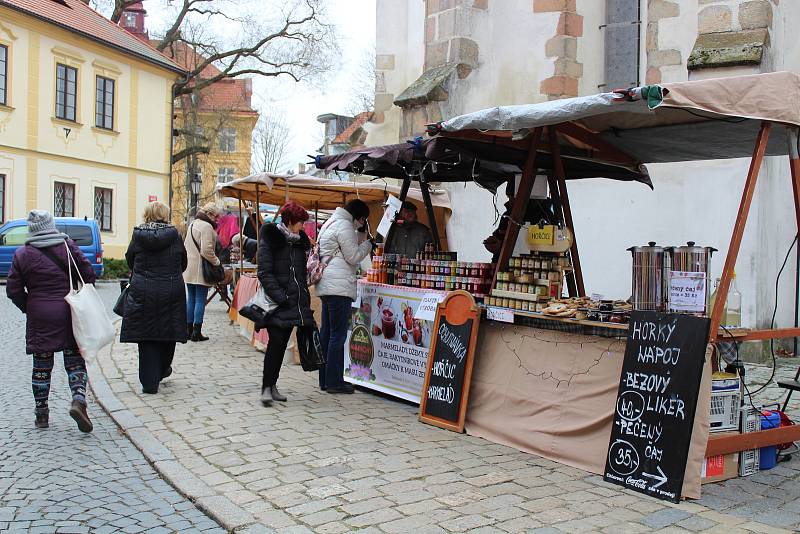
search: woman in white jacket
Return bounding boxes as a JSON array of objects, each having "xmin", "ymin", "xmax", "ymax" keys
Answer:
[{"xmin": 316, "ymin": 199, "xmax": 373, "ymax": 394}]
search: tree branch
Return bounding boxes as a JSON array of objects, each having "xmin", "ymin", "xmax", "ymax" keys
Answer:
[{"xmin": 172, "ymin": 145, "xmax": 210, "ymax": 165}]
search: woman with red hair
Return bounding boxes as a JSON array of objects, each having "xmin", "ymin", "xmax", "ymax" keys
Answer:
[{"xmin": 256, "ymin": 201, "xmax": 314, "ymax": 405}]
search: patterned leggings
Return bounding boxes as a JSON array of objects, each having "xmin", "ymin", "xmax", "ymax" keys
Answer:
[{"xmin": 32, "ymin": 350, "xmax": 88, "ymax": 415}]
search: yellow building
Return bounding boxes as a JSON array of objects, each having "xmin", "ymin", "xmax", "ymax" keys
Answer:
[{"xmin": 0, "ymin": 0, "xmax": 184, "ymax": 258}]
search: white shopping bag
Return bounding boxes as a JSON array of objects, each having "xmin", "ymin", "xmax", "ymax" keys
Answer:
[{"xmin": 64, "ymin": 242, "xmax": 115, "ymax": 359}]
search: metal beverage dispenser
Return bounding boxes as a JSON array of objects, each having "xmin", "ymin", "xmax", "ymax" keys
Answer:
[
  {"xmin": 628, "ymin": 242, "xmax": 668, "ymax": 311},
  {"xmin": 667, "ymin": 242, "xmax": 716, "ymax": 315}
]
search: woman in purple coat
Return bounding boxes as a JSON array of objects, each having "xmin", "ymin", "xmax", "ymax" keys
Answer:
[{"xmin": 6, "ymin": 210, "xmax": 97, "ymax": 432}]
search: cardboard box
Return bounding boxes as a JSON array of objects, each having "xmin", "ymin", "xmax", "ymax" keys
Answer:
[{"xmin": 702, "ymin": 431, "xmax": 740, "ymax": 484}]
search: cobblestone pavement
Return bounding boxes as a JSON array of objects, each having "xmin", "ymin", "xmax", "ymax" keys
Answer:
[
  {"xmin": 94, "ymin": 298, "xmax": 800, "ymax": 533},
  {"xmin": 0, "ymin": 284, "xmax": 224, "ymax": 533}
]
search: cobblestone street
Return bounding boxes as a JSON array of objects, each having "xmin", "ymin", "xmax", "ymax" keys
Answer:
[
  {"xmin": 89, "ymin": 298, "xmax": 800, "ymax": 533},
  {"xmin": 0, "ymin": 284, "xmax": 223, "ymax": 533}
]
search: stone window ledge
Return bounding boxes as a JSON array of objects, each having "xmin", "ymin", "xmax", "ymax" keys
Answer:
[{"xmin": 688, "ymin": 29, "xmax": 769, "ymax": 71}]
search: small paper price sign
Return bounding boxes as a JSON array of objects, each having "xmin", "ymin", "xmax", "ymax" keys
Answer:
[
  {"xmin": 486, "ymin": 306, "xmax": 515, "ymax": 323},
  {"xmin": 669, "ymin": 271, "xmax": 706, "ymax": 313},
  {"xmin": 415, "ymin": 292, "xmax": 446, "ymax": 321}
]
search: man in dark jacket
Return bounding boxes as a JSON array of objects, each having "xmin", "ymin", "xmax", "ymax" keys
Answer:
[
  {"xmin": 120, "ymin": 201, "xmax": 189, "ymax": 394},
  {"xmin": 6, "ymin": 210, "xmax": 97, "ymax": 432},
  {"xmin": 385, "ymin": 201, "xmax": 433, "ymax": 258},
  {"xmin": 257, "ymin": 201, "xmax": 314, "ymax": 405}
]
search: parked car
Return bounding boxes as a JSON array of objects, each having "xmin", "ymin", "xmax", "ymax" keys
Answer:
[{"xmin": 0, "ymin": 217, "xmax": 104, "ymax": 278}]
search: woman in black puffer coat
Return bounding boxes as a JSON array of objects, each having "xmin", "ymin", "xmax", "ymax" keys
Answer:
[
  {"xmin": 257, "ymin": 201, "xmax": 313, "ymax": 405},
  {"xmin": 120, "ymin": 201, "xmax": 188, "ymax": 394}
]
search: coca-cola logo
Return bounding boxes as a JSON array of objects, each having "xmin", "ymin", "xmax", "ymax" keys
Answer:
[{"xmin": 625, "ymin": 477, "xmax": 647, "ymax": 489}]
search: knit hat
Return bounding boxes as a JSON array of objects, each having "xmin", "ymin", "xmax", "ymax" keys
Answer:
[{"xmin": 27, "ymin": 209, "xmax": 56, "ymax": 235}]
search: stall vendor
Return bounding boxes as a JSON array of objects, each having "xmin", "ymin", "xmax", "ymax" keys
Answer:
[
  {"xmin": 232, "ymin": 234, "xmax": 258, "ymax": 263},
  {"xmin": 386, "ymin": 201, "xmax": 433, "ymax": 258}
]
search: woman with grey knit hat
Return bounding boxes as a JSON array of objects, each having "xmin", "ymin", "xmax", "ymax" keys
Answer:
[{"xmin": 6, "ymin": 210, "xmax": 97, "ymax": 432}]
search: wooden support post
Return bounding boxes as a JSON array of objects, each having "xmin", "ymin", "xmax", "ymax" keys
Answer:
[
  {"xmin": 493, "ymin": 128, "xmax": 543, "ymax": 288},
  {"xmin": 384, "ymin": 175, "xmax": 412, "ymax": 250},
  {"xmin": 420, "ymin": 177, "xmax": 441, "ymax": 251},
  {"xmin": 548, "ymin": 126, "xmax": 585, "ymax": 297},
  {"xmin": 255, "ymin": 183, "xmax": 261, "ymax": 258},
  {"xmin": 709, "ymin": 122, "xmax": 771, "ymax": 342},
  {"xmin": 785, "ymin": 130, "xmax": 800, "ymax": 411}
]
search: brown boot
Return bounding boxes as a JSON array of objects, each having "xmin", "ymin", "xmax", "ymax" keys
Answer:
[
  {"xmin": 69, "ymin": 400, "xmax": 93, "ymax": 433},
  {"xmin": 35, "ymin": 413, "xmax": 49, "ymax": 429}
]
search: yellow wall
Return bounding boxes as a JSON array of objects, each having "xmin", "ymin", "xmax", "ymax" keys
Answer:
[
  {"xmin": 0, "ymin": 7, "xmax": 179, "ymax": 259},
  {"xmin": 171, "ymin": 110, "xmax": 258, "ymax": 225}
]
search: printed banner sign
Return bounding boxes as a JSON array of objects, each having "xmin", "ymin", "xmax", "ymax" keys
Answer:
[
  {"xmin": 603, "ymin": 311, "xmax": 710, "ymax": 503},
  {"xmin": 669, "ymin": 271, "xmax": 707, "ymax": 313},
  {"xmin": 345, "ymin": 282, "xmax": 446, "ymax": 403}
]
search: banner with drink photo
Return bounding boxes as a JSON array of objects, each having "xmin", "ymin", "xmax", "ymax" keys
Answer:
[{"xmin": 345, "ymin": 281, "xmax": 445, "ymax": 403}]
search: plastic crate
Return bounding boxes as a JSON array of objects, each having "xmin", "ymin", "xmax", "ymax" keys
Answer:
[
  {"xmin": 739, "ymin": 406, "xmax": 761, "ymax": 476},
  {"xmin": 710, "ymin": 389, "xmax": 740, "ymax": 432}
]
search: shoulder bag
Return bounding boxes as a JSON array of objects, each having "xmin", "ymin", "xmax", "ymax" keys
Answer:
[
  {"xmin": 113, "ymin": 273, "xmax": 131, "ymax": 317},
  {"xmin": 296, "ymin": 322, "xmax": 326, "ymax": 372},
  {"xmin": 63, "ymin": 242, "xmax": 116, "ymax": 359},
  {"xmin": 306, "ymin": 223, "xmax": 340, "ymax": 286},
  {"xmin": 237, "ymin": 281, "xmax": 278, "ymax": 330},
  {"xmin": 190, "ymin": 222, "xmax": 226, "ymax": 284}
]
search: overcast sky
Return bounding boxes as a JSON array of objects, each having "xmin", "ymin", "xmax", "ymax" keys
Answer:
[{"xmin": 134, "ymin": 0, "xmax": 377, "ymax": 174}]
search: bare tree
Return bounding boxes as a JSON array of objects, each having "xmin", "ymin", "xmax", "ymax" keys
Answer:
[
  {"xmin": 346, "ymin": 44, "xmax": 376, "ymax": 116},
  {"xmin": 252, "ymin": 108, "xmax": 291, "ymax": 174}
]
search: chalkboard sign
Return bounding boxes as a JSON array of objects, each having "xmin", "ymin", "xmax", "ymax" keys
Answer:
[
  {"xmin": 419, "ymin": 290, "xmax": 481, "ymax": 433},
  {"xmin": 604, "ymin": 311, "xmax": 710, "ymax": 503}
]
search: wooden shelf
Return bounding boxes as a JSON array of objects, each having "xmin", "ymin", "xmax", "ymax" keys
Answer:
[{"xmin": 491, "ymin": 289, "xmax": 542, "ymax": 302}]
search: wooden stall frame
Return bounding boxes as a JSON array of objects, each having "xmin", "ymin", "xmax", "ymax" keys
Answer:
[{"xmin": 419, "ymin": 290, "xmax": 481, "ymax": 433}]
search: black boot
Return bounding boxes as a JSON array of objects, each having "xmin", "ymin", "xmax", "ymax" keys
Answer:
[
  {"xmin": 191, "ymin": 324, "xmax": 209, "ymax": 342},
  {"xmin": 187, "ymin": 323, "xmax": 193, "ymax": 338},
  {"xmin": 35, "ymin": 413, "xmax": 49, "ymax": 429}
]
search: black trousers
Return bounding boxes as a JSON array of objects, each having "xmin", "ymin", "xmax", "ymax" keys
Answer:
[
  {"xmin": 138, "ymin": 341, "xmax": 176, "ymax": 392},
  {"xmin": 263, "ymin": 326, "xmax": 293, "ymax": 391}
]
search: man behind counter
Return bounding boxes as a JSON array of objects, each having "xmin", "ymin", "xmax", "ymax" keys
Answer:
[{"xmin": 385, "ymin": 201, "xmax": 433, "ymax": 258}]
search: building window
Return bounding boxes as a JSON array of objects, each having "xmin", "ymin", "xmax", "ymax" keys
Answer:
[
  {"xmin": 217, "ymin": 167, "xmax": 235, "ymax": 183},
  {"xmin": 0, "ymin": 45, "xmax": 7, "ymax": 106},
  {"xmin": 56, "ymin": 63, "xmax": 78, "ymax": 122},
  {"xmin": 54, "ymin": 182, "xmax": 75, "ymax": 217},
  {"xmin": 95, "ymin": 76, "xmax": 114, "ymax": 130},
  {"xmin": 94, "ymin": 187, "xmax": 113, "ymax": 232},
  {"xmin": 219, "ymin": 127, "xmax": 236, "ymax": 152},
  {"xmin": 124, "ymin": 12, "xmax": 137, "ymax": 28},
  {"xmin": 0, "ymin": 174, "xmax": 5, "ymax": 223}
]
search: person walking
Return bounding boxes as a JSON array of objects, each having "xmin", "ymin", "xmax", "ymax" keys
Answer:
[
  {"xmin": 316, "ymin": 199, "xmax": 373, "ymax": 394},
  {"xmin": 120, "ymin": 201, "xmax": 189, "ymax": 394},
  {"xmin": 257, "ymin": 201, "xmax": 314, "ymax": 405},
  {"xmin": 6, "ymin": 210, "xmax": 97, "ymax": 432},
  {"xmin": 183, "ymin": 202, "xmax": 222, "ymax": 341}
]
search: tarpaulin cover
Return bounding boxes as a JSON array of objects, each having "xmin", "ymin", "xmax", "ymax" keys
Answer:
[
  {"xmin": 441, "ymin": 72, "xmax": 800, "ymax": 163},
  {"xmin": 465, "ymin": 322, "xmax": 712, "ymax": 500},
  {"xmin": 216, "ymin": 173, "xmax": 451, "ymax": 213}
]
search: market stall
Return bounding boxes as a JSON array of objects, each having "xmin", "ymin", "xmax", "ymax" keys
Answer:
[
  {"xmin": 316, "ymin": 72, "xmax": 800, "ymax": 499},
  {"xmin": 215, "ymin": 173, "xmax": 452, "ymax": 351}
]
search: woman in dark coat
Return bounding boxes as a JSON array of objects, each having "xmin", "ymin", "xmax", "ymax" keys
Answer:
[
  {"xmin": 257, "ymin": 201, "xmax": 313, "ymax": 405},
  {"xmin": 120, "ymin": 201, "xmax": 189, "ymax": 394},
  {"xmin": 6, "ymin": 210, "xmax": 97, "ymax": 432}
]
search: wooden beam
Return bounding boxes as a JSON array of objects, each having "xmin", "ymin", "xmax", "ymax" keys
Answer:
[
  {"xmin": 549, "ymin": 126, "xmax": 585, "ymax": 297},
  {"xmin": 706, "ymin": 425, "xmax": 800, "ymax": 457},
  {"xmin": 709, "ymin": 122, "xmax": 771, "ymax": 342},
  {"xmin": 419, "ymin": 177, "xmax": 441, "ymax": 251},
  {"xmin": 493, "ymin": 128, "xmax": 544, "ymax": 288},
  {"xmin": 554, "ymin": 122, "xmax": 641, "ymax": 168},
  {"xmin": 735, "ymin": 327, "xmax": 800, "ymax": 342}
]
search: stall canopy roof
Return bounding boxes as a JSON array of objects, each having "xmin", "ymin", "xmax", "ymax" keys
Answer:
[
  {"xmin": 438, "ymin": 71, "xmax": 800, "ymax": 164},
  {"xmin": 216, "ymin": 173, "xmax": 451, "ymax": 213},
  {"xmin": 316, "ymin": 72, "xmax": 800, "ymax": 190}
]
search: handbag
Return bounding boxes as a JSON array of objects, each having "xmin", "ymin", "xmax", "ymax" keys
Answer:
[
  {"xmin": 297, "ymin": 322, "xmax": 326, "ymax": 372},
  {"xmin": 238, "ymin": 282, "xmax": 278, "ymax": 329},
  {"xmin": 190, "ymin": 222, "xmax": 226, "ymax": 284},
  {"xmin": 63, "ymin": 242, "xmax": 116, "ymax": 359},
  {"xmin": 306, "ymin": 224, "xmax": 340, "ymax": 286},
  {"xmin": 113, "ymin": 278, "xmax": 130, "ymax": 317}
]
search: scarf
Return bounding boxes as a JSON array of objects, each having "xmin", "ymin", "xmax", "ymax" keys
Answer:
[
  {"xmin": 278, "ymin": 223, "xmax": 301, "ymax": 242},
  {"xmin": 136, "ymin": 221, "xmax": 172, "ymax": 231},
  {"xmin": 26, "ymin": 229, "xmax": 69, "ymax": 249},
  {"xmin": 196, "ymin": 211, "xmax": 217, "ymax": 229}
]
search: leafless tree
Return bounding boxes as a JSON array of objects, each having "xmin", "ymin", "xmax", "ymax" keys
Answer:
[
  {"xmin": 252, "ymin": 108, "xmax": 292, "ymax": 174},
  {"xmin": 346, "ymin": 44, "xmax": 376, "ymax": 116}
]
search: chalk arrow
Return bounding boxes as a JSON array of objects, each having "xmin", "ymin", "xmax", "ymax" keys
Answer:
[{"xmin": 642, "ymin": 465, "xmax": 668, "ymax": 489}]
